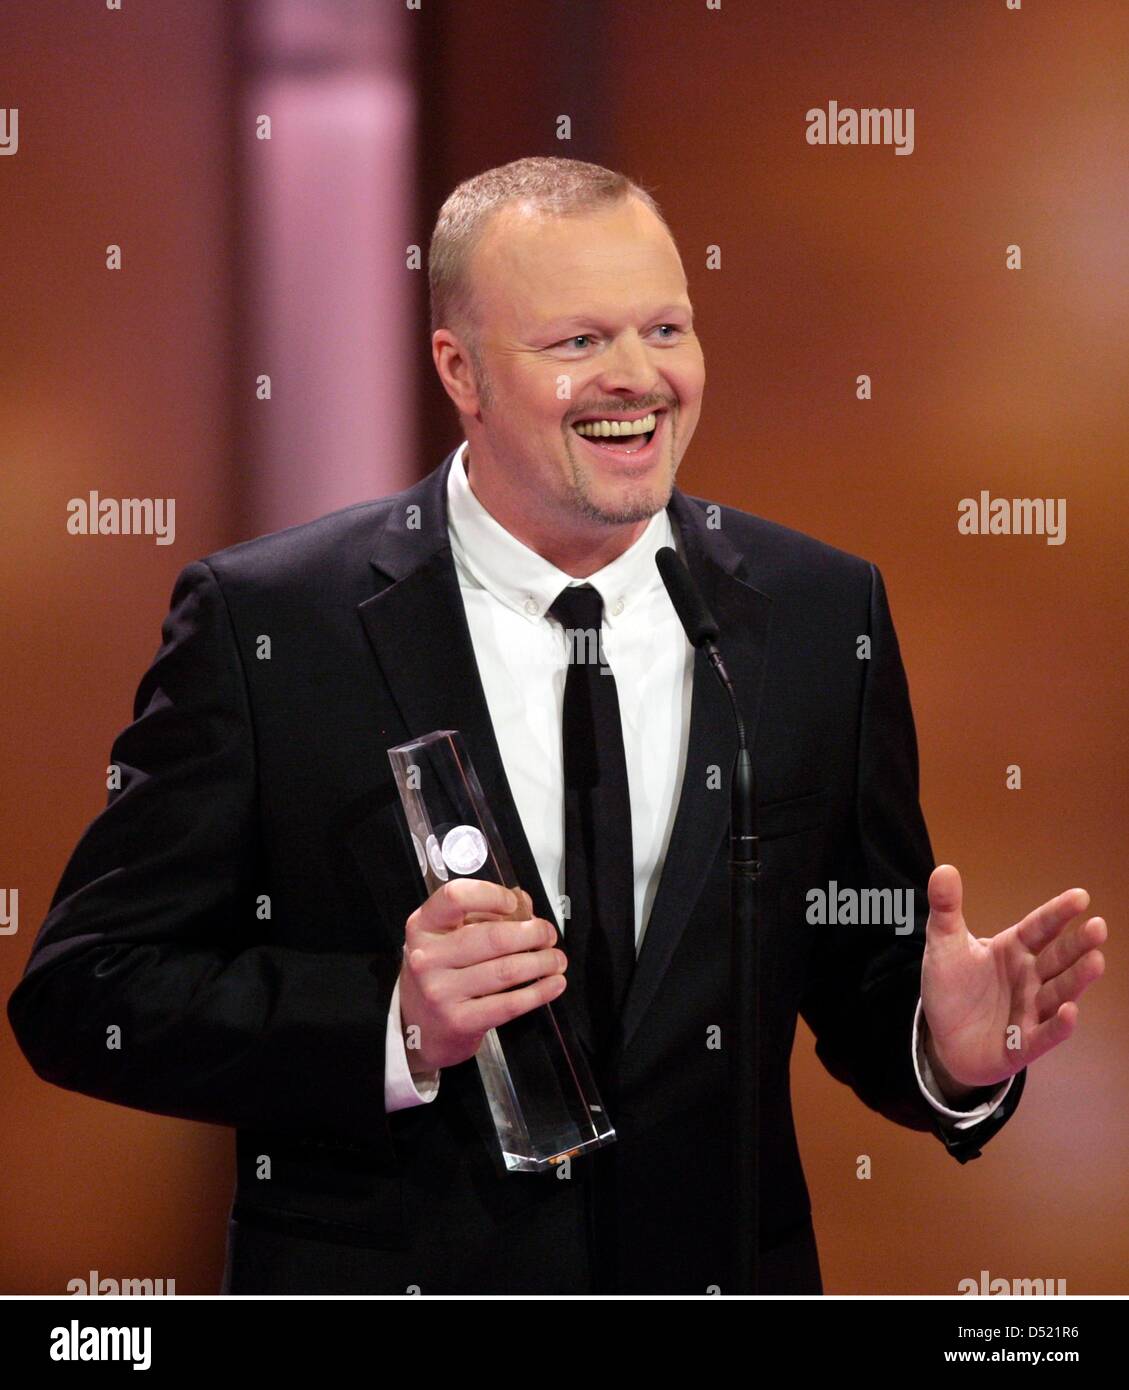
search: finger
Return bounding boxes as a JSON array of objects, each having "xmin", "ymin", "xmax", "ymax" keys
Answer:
[
  {"xmin": 1034, "ymin": 947, "xmax": 1106, "ymax": 1018},
  {"xmin": 1036, "ymin": 915, "xmax": 1108, "ymax": 983},
  {"xmin": 418, "ymin": 878, "xmax": 519, "ymax": 933},
  {"xmin": 1016, "ymin": 887, "xmax": 1091, "ymax": 954},
  {"xmin": 1016, "ymin": 1001, "xmax": 1079, "ymax": 1067},
  {"xmin": 463, "ymin": 887, "xmax": 535, "ymax": 926},
  {"xmin": 456, "ymin": 970, "xmax": 568, "ymax": 1035},
  {"xmin": 437, "ymin": 916, "xmax": 558, "ymax": 969},
  {"xmin": 454, "ymin": 946, "xmax": 567, "ymax": 1002},
  {"xmin": 926, "ymin": 864, "xmax": 964, "ymax": 937}
]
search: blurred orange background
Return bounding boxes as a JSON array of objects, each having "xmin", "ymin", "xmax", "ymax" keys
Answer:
[{"xmin": 1, "ymin": 0, "xmax": 1124, "ymax": 1294}]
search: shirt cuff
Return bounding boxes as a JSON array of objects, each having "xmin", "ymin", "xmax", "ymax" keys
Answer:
[
  {"xmin": 385, "ymin": 976, "xmax": 441, "ymax": 1112},
  {"xmin": 912, "ymin": 997, "xmax": 1013, "ymax": 1130}
]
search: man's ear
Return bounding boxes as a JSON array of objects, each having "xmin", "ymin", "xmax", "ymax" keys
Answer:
[{"xmin": 432, "ymin": 329, "xmax": 483, "ymax": 417}]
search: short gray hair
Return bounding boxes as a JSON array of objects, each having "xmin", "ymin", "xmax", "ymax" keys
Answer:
[{"xmin": 428, "ymin": 156, "xmax": 670, "ymax": 349}]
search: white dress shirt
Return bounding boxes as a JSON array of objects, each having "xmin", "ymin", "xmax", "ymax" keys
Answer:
[{"xmin": 384, "ymin": 442, "xmax": 1013, "ymax": 1132}]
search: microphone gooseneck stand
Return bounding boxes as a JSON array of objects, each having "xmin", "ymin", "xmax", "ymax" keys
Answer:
[{"xmin": 656, "ymin": 548, "xmax": 760, "ymax": 1295}]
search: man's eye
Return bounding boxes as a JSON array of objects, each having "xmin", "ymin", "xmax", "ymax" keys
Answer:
[{"xmin": 556, "ymin": 327, "xmax": 682, "ymax": 350}]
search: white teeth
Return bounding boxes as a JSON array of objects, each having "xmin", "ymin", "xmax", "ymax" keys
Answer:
[{"xmin": 573, "ymin": 411, "xmax": 657, "ymax": 438}]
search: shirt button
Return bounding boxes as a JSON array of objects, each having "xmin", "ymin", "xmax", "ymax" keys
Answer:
[
  {"xmin": 524, "ymin": 597, "xmax": 539, "ymax": 616},
  {"xmin": 611, "ymin": 598, "xmax": 625, "ymax": 617}
]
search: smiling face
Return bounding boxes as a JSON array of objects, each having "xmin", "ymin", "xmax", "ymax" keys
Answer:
[{"xmin": 432, "ymin": 195, "xmax": 706, "ymax": 572}]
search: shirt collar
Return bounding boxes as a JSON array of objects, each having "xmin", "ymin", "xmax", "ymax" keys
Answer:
[{"xmin": 446, "ymin": 440, "xmax": 675, "ymax": 626}]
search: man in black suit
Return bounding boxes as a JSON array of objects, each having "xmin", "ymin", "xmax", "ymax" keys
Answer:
[{"xmin": 8, "ymin": 157, "xmax": 1105, "ymax": 1294}]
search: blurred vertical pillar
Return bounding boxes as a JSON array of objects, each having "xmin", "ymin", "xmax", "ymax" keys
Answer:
[
  {"xmin": 412, "ymin": 0, "xmax": 612, "ymax": 470},
  {"xmin": 238, "ymin": 0, "xmax": 417, "ymax": 532}
]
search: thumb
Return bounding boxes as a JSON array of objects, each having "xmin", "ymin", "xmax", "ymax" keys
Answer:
[
  {"xmin": 465, "ymin": 885, "xmax": 534, "ymax": 926},
  {"xmin": 926, "ymin": 863, "xmax": 966, "ymax": 939},
  {"xmin": 506, "ymin": 887, "xmax": 534, "ymax": 922}
]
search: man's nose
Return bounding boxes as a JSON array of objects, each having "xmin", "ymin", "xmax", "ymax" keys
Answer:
[{"xmin": 592, "ymin": 329, "xmax": 660, "ymax": 399}]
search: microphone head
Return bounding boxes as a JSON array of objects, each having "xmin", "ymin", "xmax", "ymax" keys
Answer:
[{"xmin": 655, "ymin": 546, "xmax": 720, "ymax": 648}]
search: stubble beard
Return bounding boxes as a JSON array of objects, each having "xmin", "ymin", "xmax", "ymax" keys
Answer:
[{"xmin": 562, "ymin": 428, "xmax": 679, "ymax": 527}]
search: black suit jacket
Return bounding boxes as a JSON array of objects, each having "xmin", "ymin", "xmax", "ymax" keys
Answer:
[{"xmin": 8, "ymin": 451, "xmax": 1025, "ymax": 1293}]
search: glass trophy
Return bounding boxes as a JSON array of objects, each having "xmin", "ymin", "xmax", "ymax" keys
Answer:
[{"xmin": 387, "ymin": 729, "xmax": 616, "ymax": 1172}]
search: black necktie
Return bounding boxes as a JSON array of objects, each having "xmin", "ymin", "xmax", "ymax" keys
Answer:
[{"xmin": 548, "ymin": 584, "xmax": 636, "ymax": 1065}]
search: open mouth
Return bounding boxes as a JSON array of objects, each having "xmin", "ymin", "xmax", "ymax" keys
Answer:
[{"xmin": 570, "ymin": 409, "xmax": 665, "ymax": 459}]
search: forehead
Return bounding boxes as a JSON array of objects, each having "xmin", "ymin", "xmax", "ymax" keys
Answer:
[{"xmin": 469, "ymin": 197, "xmax": 688, "ymax": 331}]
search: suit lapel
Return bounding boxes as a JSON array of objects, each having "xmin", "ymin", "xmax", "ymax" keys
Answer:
[
  {"xmin": 356, "ymin": 455, "xmax": 577, "ymax": 1017},
  {"xmin": 357, "ymin": 457, "xmax": 771, "ymax": 1060}
]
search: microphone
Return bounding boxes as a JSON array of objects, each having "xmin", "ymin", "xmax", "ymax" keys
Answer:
[
  {"xmin": 655, "ymin": 541, "xmax": 761, "ymax": 1293},
  {"xmin": 655, "ymin": 546, "xmax": 746, "ymax": 750}
]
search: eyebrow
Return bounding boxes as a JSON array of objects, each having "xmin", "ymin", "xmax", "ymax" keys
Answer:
[{"xmin": 537, "ymin": 305, "xmax": 694, "ymax": 335}]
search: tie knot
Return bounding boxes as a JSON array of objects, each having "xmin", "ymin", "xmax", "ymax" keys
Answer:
[{"xmin": 548, "ymin": 583, "xmax": 604, "ymax": 634}]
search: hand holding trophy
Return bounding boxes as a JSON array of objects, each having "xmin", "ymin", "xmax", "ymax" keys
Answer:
[
  {"xmin": 397, "ymin": 879, "xmax": 565, "ymax": 1074},
  {"xmin": 388, "ymin": 729, "xmax": 616, "ymax": 1172}
]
